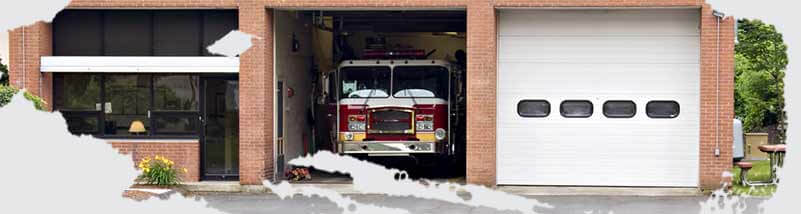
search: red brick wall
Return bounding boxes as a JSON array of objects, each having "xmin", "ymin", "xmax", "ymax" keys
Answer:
[
  {"xmin": 7, "ymin": 22, "xmax": 53, "ymax": 110},
  {"xmin": 237, "ymin": 2, "xmax": 273, "ymax": 185},
  {"xmin": 493, "ymin": 0, "xmax": 703, "ymax": 7},
  {"xmin": 109, "ymin": 141, "xmax": 200, "ymax": 182},
  {"xmin": 699, "ymin": 4, "xmax": 735, "ymax": 190},
  {"xmin": 465, "ymin": 0, "xmax": 497, "ymax": 187}
]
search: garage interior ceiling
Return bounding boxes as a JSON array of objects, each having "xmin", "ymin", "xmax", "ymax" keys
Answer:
[{"xmin": 310, "ymin": 10, "xmax": 466, "ymax": 32}]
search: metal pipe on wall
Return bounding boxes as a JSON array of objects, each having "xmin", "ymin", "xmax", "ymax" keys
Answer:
[{"xmin": 713, "ymin": 10, "xmax": 725, "ymax": 157}]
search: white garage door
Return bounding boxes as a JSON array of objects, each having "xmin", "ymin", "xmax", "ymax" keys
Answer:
[{"xmin": 497, "ymin": 9, "xmax": 700, "ymax": 187}]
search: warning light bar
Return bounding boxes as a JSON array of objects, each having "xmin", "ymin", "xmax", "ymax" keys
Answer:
[{"xmin": 362, "ymin": 49, "xmax": 426, "ymax": 59}]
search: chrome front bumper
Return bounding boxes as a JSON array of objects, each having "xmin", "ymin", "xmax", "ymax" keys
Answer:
[{"xmin": 338, "ymin": 141, "xmax": 442, "ymax": 155}]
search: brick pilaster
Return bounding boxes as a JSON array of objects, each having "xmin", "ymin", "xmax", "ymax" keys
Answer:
[
  {"xmin": 465, "ymin": 0, "xmax": 497, "ymax": 187},
  {"xmin": 238, "ymin": 2, "xmax": 274, "ymax": 185},
  {"xmin": 698, "ymin": 4, "xmax": 735, "ymax": 190}
]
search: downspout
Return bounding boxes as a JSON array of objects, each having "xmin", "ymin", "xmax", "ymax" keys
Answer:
[{"xmin": 713, "ymin": 10, "xmax": 725, "ymax": 157}]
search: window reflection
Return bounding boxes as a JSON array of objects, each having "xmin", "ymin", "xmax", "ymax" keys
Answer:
[
  {"xmin": 53, "ymin": 74, "xmax": 101, "ymax": 111},
  {"xmin": 154, "ymin": 75, "xmax": 199, "ymax": 111},
  {"xmin": 104, "ymin": 75, "xmax": 151, "ymax": 135},
  {"xmin": 54, "ymin": 74, "xmax": 211, "ymax": 137}
]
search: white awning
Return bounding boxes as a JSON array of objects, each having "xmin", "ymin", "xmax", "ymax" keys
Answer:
[{"xmin": 40, "ymin": 56, "xmax": 239, "ymax": 73}]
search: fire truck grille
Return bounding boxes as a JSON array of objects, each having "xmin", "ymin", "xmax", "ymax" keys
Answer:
[{"xmin": 369, "ymin": 110, "xmax": 412, "ymax": 134}]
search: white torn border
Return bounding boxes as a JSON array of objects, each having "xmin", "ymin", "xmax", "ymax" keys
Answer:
[
  {"xmin": 269, "ymin": 182, "xmax": 410, "ymax": 214},
  {"xmin": 0, "ymin": 91, "xmax": 225, "ymax": 214},
  {"xmin": 0, "ymin": 0, "xmax": 68, "ymax": 31},
  {"xmin": 264, "ymin": 151, "xmax": 553, "ymax": 214},
  {"xmin": 206, "ymin": 30, "xmax": 257, "ymax": 58}
]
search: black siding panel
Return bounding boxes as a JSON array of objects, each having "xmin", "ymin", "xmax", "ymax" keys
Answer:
[
  {"xmin": 154, "ymin": 11, "xmax": 202, "ymax": 56},
  {"xmin": 104, "ymin": 11, "xmax": 153, "ymax": 56},
  {"xmin": 53, "ymin": 10, "xmax": 103, "ymax": 56},
  {"xmin": 202, "ymin": 11, "xmax": 238, "ymax": 56}
]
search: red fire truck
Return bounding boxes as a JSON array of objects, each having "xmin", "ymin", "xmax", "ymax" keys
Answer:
[{"xmin": 320, "ymin": 50, "xmax": 464, "ymax": 159}]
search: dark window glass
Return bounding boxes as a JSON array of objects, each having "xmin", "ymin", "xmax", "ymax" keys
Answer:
[
  {"xmin": 154, "ymin": 75, "xmax": 199, "ymax": 111},
  {"xmin": 518, "ymin": 100, "xmax": 550, "ymax": 117},
  {"xmin": 560, "ymin": 100, "xmax": 593, "ymax": 118},
  {"xmin": 64, "ymin": 114, "xmax": 100, "ymax": 135},
  {"xmin": 55, "ymin": 74, "xmax": 102, "ymax": 136},
  {"xmin": 339, "ymin": 67, "xmax": 391, "ymax": 98},
  {"xmin": 154, "ymin": 114, "xmax": 199, "ymax": 135},
  {"xmin": 327, "ymin": 72, "xmax": 337, "ymax": 102},
  {"xmin": 603, "ymin": 101, "xmax": 636, "ymax": 118},
  {"xmin": 54, "ymin": 74, "xmax": 102, "ymax": 111},
  {"xmin": 392, "ymin": 66, "xmax": 449, "ymax": 99},
  {"xmin": 53, "ymin": 74, "xmax": 225, "ymax": 138},
  {"xmin": 104, "ymin": 75, "xmax": 151, "ymax": 135},
  {"xmin": 646, "ymin": 101, "xmax": 680, "ymax": 118}
]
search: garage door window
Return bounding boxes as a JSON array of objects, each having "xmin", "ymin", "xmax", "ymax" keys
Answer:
[
  {"xmin": 518, "ymin": 100, "xmax": 550, "ymax": 117},
  {"xmin": 560, "ymin": 100, "xmax": 593, "ymax": 118},
  {"xmin": 603, "ymin": 101, "xmax": 636, "ymax": 118},
  {"xmin": 646, "ymin": 101, "xmax": 680, "ymax": 118}
]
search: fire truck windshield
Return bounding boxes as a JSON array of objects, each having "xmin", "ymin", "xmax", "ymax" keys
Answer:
[
  {"xmin": 392, "ymin": 66, "xmax": 449, "ymax": 99},
  {"xmin": 340, "ymin": 66, "xmax": 391, "ymax": 98}
]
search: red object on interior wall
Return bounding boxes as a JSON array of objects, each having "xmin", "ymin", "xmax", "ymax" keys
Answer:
[{"xmin": 286, "ymin": 87, "xmax": 294, "ymax": 98}]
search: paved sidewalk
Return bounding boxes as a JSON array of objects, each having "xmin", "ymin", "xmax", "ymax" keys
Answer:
[{"xmin": 196, "ymin": 193, "xmax": 768, "ymax": 214}]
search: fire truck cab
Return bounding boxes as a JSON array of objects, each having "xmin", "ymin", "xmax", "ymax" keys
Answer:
[{"xmin": 321, "ymin": 59, "xmax": 459, "ymax": 157}]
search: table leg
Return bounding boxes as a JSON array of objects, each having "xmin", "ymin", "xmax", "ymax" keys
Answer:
[{"xmin": 770, "ymin": 152, "xmax": 777, "ymax": 183}]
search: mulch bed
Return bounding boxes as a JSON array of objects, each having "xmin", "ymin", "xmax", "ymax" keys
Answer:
[
  {"xmin": 123, "ymin": 190, "xmax": 161, "ymax": 201},
  {"xmin": 123, "ymin": 184, "xmax": 185, "ymax": 201}
]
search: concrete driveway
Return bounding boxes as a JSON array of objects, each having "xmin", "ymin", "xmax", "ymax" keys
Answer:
[{"xmin": 197, "ymin": 193, "xmax": 768, "ymax": 214}]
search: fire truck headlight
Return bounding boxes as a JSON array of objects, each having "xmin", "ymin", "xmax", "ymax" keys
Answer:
[
  {"xmin": 416, "ymin": 123, "xmax": 426, "ymax": 130},
  {"xmin": 348, "ymin": 122, "xmax": 365, "ymax": 131},
  {"xmin": 344, "ymin": 132, "xmax": 354, "ymax": 141},
  {"xmin": 435, "ymin": 128, "xmax": 447, "ymax": 141}
]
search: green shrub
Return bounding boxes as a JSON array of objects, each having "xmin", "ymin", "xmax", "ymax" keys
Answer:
[
  {"xmin": 137, "ymin": 155, "xmax": 187, "ymax": 186},
  {"xmin": 0, "ymin": 85, "xmax": 47, "ymax": 110}
]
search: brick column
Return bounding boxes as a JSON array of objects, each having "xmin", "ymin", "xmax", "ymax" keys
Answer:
[
  {"xmin": 699, "ymin": 4, "xmax": 735, "ymax": 190},
  {"xmin": 8, "ymin": 21, "xmax": 53, "ymax": 110},
  {"xmin": 465, "ymin": 0, "xmax": 497, "ymax": 186},
  {"xmin": 238, "ymin": 3, "xmax": 274, "ymax": 185}
]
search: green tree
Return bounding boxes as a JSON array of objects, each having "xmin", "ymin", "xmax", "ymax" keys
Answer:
[
  {"xmin": 1, "ymin": 58, "xmax": 8, "ymax": 85},
  {"xmin": 735, "ymin": 18, "xmax": 787, "ymax": 144}
]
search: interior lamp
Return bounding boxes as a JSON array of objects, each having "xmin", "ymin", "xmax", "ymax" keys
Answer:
[{"xmin": 129, "ymin": 120, "xmax": 146, "ymax": 134}]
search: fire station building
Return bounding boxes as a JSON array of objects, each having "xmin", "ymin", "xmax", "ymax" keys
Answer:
[{"xmin": 7, "ymin": 0, "xmax": 734, "ymax": 190}]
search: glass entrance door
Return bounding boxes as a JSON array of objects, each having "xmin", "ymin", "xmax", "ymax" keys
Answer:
[{"xmin": 201, "ymin": 77, "xmax": 239, "ymax": 180}]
